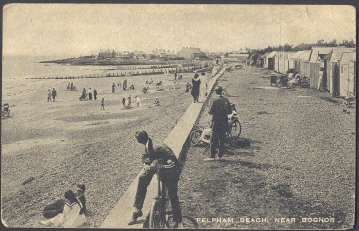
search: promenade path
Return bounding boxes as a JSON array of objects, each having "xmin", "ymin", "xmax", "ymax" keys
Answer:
[
  {"xmin": 101, "ymin": 66, "xmax": 228, "ymax": 228},
  {"xmin": 178, "ymin": 65, "xmax": 355, "ymax": 229}
]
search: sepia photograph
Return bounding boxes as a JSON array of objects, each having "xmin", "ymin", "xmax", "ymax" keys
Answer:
[{"xmin": 1, "ymin": 3, "xmax": 357, "ymax": 229}]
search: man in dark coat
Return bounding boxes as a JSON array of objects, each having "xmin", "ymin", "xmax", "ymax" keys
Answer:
[
  {"xmin": 51, "ymin": 88, "xmax": 57, "ymax": 102},
  {"xmin": 128, "ymin": 130, "xmax": 183, "ymax": 228},
  {"xmin": 205, "ymin": 86, "xmax": 232, "ymax": 161}
]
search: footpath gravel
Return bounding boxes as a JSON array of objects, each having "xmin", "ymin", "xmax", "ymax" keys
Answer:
[{"xmin": 178, "ymin": 66, "xmax": 356, "ymax": 229}]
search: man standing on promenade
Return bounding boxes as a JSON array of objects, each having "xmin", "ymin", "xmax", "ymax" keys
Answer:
[
  {"xmin": 52, "ymin": 88, "xmax": 57, "ymax": 102},
  {"xmin": 128, "ymin": 130, "xmax": 183, "ymax": 228},
  {"xmin": 205, "ymin": 86, "xmax": 232, "ymax": 161}
]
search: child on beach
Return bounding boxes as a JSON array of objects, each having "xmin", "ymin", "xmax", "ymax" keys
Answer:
[
  {"xmin": 128, "ymin": 96, "xmax": 132, "ymax": 108},
  {"xmin": 101, "ymin": 98, "xmax": 105, "ymax": 110},
  {"xmin": 75, "ymin": 184, "xmax": 87, "ymax": 216},
  {"xmin": 122, "ymin": 97, "xmax": 126, "ymax": 108},
  {"xmin": 154, "ymin": 98, "xmax": 160, "ymax": 106},
  {"xmin": 52, "ymin": 88, "xmax": 57, "ymax": 102},
  {"xmin": 48, "ymin": 89, "xmax": 52, "ymax": 102},
  {"xmin": 136, "ymin": 96, "xmax": 140, "ymax": 107},
  {"xmin": 93, "ymin": 89, "xmax": 97, "ymax": 100},
  {"xmin": 41, "ymin": 190, "xmax": 86, "ymax": 228}
]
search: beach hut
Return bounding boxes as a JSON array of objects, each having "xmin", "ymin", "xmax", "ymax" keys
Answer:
[
  {"xmin": 327, "ymin": 47, "xmax": 356, "ymax": 95},
  {"xmin": 297, "ymin": 50, "xmax": 311, "ymax": 78},
  {"xmin": 274, "ymin": 51, "xmax": 296, "ymax": 73},
  {"xmin": 283, "ymin": 52, "xmax": 296, "ymax": 73},
  {"xmin": 339, "ymin": 52, "xmax": 356, "ymax": 97},
  {"xmin": 308, "ymin": 47, "xmax": 333, "ymax": 90},
  {"xmin": 267, "ymin": 51, "xmax": 276, "ymax": 70},
  {"xmin": 289, "ymin": 51, "xmax": 306, "ymax": 70},
  {"xmin": 261, "ymin": 52, "xmax": 271, "ymax": 69}
]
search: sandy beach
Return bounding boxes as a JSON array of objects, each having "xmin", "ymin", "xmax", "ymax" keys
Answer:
[{"xmin": 1, "ymin": 69, "xmax": 212, "ymax": 227}]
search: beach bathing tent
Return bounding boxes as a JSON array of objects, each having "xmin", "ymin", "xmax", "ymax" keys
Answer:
[
  {"xmin": 308, "ymin": 47, "xmax": 333, "ymax": 90},
  {"xmin": 262, "ymin": 52, "xmax": 271, "ymax": 69},
  {"xmin": 339, "ymin": 52, "xmax": 356, "ymax": 97},
  {"xmin": 267, "ymin": 51, "xmax": 276, "ymax": 70},
  {"xmin": 297, "ymin": 50, "xmax": 311, "ymax": 78},
  {"xmin": 327, "ymin": 47, "xmax": 356, "ymax": 95},
  {"xmin": 290, "ymin": 51, "xmax": 306, "ymax": 71}
]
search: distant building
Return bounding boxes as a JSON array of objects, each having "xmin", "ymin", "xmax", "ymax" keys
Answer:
[
  {"xmin": 133, "ymin": 51, "xmax": 150, "ymax": 61},
  {"xmin": 152, "ymin": 49, "xmax": 177, "ymax": 59},
  {"xmin": 99, "ymin": 49, "xmax": 116, "ymax": 59},
  {"xmin": 177, "ymin": 47, "xmax": 206, "ymax": 59}
]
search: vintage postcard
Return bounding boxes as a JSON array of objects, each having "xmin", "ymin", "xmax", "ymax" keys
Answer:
[{"xmin": 1, "ymin": 4, "xmax": 356, "ymax": 229}]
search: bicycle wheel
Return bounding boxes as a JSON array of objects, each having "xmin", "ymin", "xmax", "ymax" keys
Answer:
[
  {"xmin": 190, "ymin": 130, "xmax": 202, "ymax": 145},
  {"xmin": 229, "ymin": 120, "xmax": 241, "ymax": 138},
  {"xmin": 149, "ymin": 201, "xmax": 167, "ymax": 228}
]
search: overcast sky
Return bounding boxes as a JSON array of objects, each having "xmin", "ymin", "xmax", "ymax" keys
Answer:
[{"xmin": 3, "ymin": 4, "xmax": 356, "ymax": 57}]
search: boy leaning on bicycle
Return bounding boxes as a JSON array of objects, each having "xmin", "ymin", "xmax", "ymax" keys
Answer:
[{"xmin": 128, "ymin": 130, "xmax": 183, "ymax": 228}]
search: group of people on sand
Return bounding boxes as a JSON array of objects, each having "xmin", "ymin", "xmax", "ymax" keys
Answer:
[
  {"xmin": 41, "ymin": 184, "xmax": 87, "ymax": 228},
  {"xmin": 80, "ymin": 88, "xmax": 97, "ymax": 101},
  {"xmin": 66, "ymin": 82, "xmax": 75, "ymax": 91},
  {"xmin": 112, "ymin": 79, "xmax": 135, "ymax": 92},
  {"xmin": 122, "ymin": 95, "xmax": 141, "ymax": 109},
  {"xmin": 47, "ymin": 88, "xmax": 57, "ymax": 102},
  {"xmin": 190, "ymin": 72, "xmax": 207, "ymax": 103}
]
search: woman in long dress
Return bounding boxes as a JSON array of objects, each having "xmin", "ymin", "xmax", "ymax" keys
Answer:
[
  {"xmin": 191, "ymin": 73, "xmax": 201, "ymax": 103},
  {"xmin": 198, "ymin": 72, "xmax": 208, "ymax": 103},
  {"xmin": 41, "ymin": 190, "xmax": 86, "ymax": 228}
]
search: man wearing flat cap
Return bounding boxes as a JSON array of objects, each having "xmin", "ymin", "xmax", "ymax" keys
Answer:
[
  {"xmin": 205, "ymin": 86, "xmax": 232, "ymax": 161},
  {"xmin": 128, "ymin": 130, "xmax": 183, "ymax": 228}
]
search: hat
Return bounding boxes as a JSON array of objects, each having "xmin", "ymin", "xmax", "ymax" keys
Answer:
[
  {"xmin": 77, "ymin": 184, "xmax": 86, "ymax": 192},
  {"xmin": 215, "ymin": 86, "xmax": 223, "ymax": 94}
]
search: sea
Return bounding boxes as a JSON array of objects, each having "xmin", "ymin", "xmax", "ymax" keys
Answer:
[
  {"xmin": 2, "ymin": 55, "xmax": 135, "ymax": 80},
  {"xmin": 1, "ymin": 55, "xmax": 181, "ymax": 102}
]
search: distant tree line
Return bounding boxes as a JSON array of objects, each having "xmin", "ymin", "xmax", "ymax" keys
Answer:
[
  {"xmin": 251, "ymin": 39, "xmax": 356, "ymax": 54},
  {"xmin": 248, "ymin": 38, "xmax": 355, "ymax": 61}
]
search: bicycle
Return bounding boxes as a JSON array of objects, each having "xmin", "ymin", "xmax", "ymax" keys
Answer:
[
  {"xmin": 147, "ymin": 166, "xmax": 199, "ymax": 229},
  {"xmin": 190, "ymin": 110, "xmax": 242, "ymax": 154},
  {"xmin": 148, "ymin": 167, "xmax": 170, "ymax": 228}
]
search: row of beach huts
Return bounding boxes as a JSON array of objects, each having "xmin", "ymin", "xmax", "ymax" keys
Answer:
[{"xmin": 260, "ymin": 47, "xmax": 356, "ymax": 97}]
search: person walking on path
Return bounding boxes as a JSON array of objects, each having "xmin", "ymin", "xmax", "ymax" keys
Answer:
[
  {"xmin": 52, "ymin": 88, "xmax": 57, "ymax": 102},
  {"xmin": 205, "ymin": 86, "xmax": 232, "ymax": 161},
  {"xmin": 70, "ymin": 82, "xmax": 74, "ymax": 91},
  {"xmin": 191, "ymin": 73, "xmax": 201, "ymax": 103},
  {"xmin": 93, "ymin": 89, "xmax": 97, "ymax": 100},
  {"xmin": 112, "ymin": 83, "xmax": 116, "ymax": 93},
  {"xmin": 88, "ymin": 88, "xmax": 92, "ymax": 100},
  {"xmin": 101, "ymin": 98, "xmax": 105, "ymax": 110},
  {"xmin": 128, "ymin": 130, "xmax": 183, "ymax": 228},
  {"xmin": 48, "ymin": 89, "xmax": 52, "ymax": 102},
  {"xmin": 198, "ymin": 72, "xmax": 208, "ymax": 102}
]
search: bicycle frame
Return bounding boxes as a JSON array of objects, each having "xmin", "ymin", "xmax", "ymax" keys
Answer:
[{"xmin": 149, "ymin": 171, "xmax": 170, "ymax": 228}]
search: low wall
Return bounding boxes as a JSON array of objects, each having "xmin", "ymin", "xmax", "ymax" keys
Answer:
[{"xmin": 100, "ymin": 66, "xmax": 227, "ymax": 229}]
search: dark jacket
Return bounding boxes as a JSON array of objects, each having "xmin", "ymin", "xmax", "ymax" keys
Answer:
[
  {"xmin": 141, "ymin": 138, "xmax": 181, "ymax": 175},
  {"xmin": 208, "ymin": 95, "xmax": 232, "ymax": 127}
]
